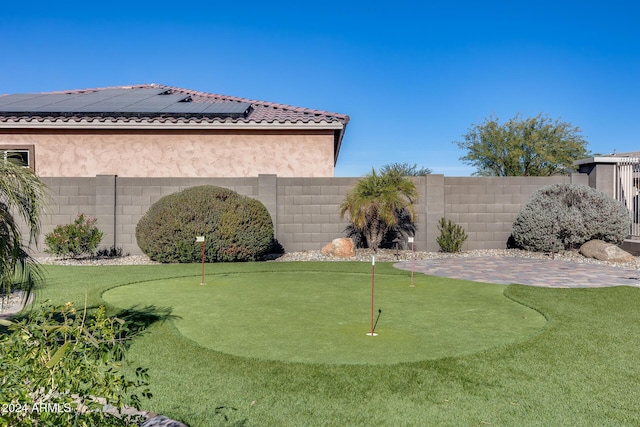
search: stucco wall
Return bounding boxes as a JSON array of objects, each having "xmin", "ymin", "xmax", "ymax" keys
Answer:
[
  {"xmin": 0, "ymin": 129, "xmax": 335, "ymax": 177},
  {"xmin": 34, "ymin": 173, "xmax": 591, "ymax": 257}
]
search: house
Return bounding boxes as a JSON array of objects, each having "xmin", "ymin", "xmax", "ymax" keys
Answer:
[{"xmin": 0, "ymin": 84, "xmax": 349, "ymax": 177}]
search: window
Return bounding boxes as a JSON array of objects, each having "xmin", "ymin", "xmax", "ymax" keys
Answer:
[{"xmin": 1, "ymin": 146, "xmax": 34, "ymax": 170}]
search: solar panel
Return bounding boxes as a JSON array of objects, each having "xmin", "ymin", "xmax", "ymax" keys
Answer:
[
  {"xmin": 0, "ymin": 88, "xmax": 252, "ymax": 118},
  {"xmin": 117, "ymin": 95, "xmax": 189, "ymax": 113},
  {"xmin": 202, "ymin": 102, "xmax": 251, "ymax": 115}
]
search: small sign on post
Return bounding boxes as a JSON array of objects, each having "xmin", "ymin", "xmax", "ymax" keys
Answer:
[{"xmin": 196, "ymin": 236, "xmax": 205, "ymax": 285}]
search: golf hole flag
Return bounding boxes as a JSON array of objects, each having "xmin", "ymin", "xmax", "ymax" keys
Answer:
[{"xmin": 369, "ymin": 256, "xmax": 377, "ymax": 336}]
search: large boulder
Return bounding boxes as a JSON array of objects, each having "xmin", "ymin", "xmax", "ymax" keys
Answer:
[
  {"xmin": 322, "ymin": 237, "xmax": 355, "ymax": 258},
  {"xmin": 579, "ymin": 239, "xmax": 635, "ymax": 263}
]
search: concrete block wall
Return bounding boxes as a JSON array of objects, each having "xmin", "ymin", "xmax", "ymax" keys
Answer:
[
  {"xmin": 421, "ymin": 174, "xmax": 445, "ymax": 252},
  {"xmin": 35, "ymin": 173, "xmax": 590, "ymax": 256},
  {"xmin": 275, "ymin": 177, "xmax": 359, "ymax": 251},
  {"xmin": 36, "ymin": 177, "xmax": 97, "ymax": 252},
  {"xmin": 40, "ymin": 176, "xmax": 263, "ymax": 256},
  {"xmin": 442, "ymin": 174, "xmax": 589, "ymax": 250}
]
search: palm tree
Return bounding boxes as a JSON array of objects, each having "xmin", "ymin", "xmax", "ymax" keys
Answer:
[
  {"xmin": 340, "ymin": 168, "xmax": 418, "ymax": 251},
  {"xmin": 0, "ymin": 156, "xmax": 47, "ymax": 309}
]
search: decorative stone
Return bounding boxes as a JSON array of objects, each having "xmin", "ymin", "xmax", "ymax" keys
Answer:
[
  {"xmin": 140, "ymin": 415, "xmax": 190, "ymax": 427},
  {"xmin": 579, "ymin": 239, "xmax": 635, "ymax": 263},
  {"xmin": 321, "ymin": 237, "xmax": 355, "ymax": 258}
]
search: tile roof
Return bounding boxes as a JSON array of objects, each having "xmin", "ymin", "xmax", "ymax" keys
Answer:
[
  {"xmin": 0, "ymin": 84, "xmax": 350, "ymax": 127},
  {"xmin": 0, "ymin": 84, "xmax": 350, "ymax": 164}
]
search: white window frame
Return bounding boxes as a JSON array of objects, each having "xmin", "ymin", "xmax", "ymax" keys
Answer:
[{"xmin": 0, "ymin": 145, "xmax": 34, "ymax": 170}]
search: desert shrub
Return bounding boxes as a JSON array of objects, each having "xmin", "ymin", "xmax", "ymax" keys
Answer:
[
  {"xmin": 136, "ymin": 186, "xmax": 274, "ymax": 263},
  {"xmin": 0, "ymin": 304, "xmax": 151, "ymax": 426},
  {"xmin": 436, "ymin": 217, "xmax": 468, "ymax": 252},
  {"xmin": 44, "ymin": 213, "xmax": 104, "ymax": 258},
  {"xmin": 511, "ymin": 183, "xmax": 630, "ymax": 252}
]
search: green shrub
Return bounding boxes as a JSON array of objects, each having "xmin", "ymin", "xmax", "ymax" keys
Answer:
[
  {"xmin": 0, "ymin": 304, "xmax": 151, "ymax": 426},
  {"xmin": 511, "ymin": 183, "xmax": 630, "ymax": 252},
  {"xmin": 44, "ymin": 213, "xmax": 104, "ymax": 258},
  {"xmin": 436, "ymin": 217, "xmax": 468, "ymax": 252},
  {"xmin": 136, "ymin": 186, "xmax": 274, "ymax": 263}
]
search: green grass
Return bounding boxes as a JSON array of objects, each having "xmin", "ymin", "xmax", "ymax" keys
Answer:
[
  {"xmin": 102, "ymin": 267, "xmax": 544, "ymax": 364},
  {"xmin": 21, "ymin": 262, "xmax": 640, "ymax": 426}
]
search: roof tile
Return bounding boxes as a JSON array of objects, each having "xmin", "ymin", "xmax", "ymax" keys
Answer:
[{"xmin": 0, "ymin": 84, "xmax": 349, "ymax": 127}]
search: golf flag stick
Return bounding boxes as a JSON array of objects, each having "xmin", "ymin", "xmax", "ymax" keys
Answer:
[{"xmin": 370, "ymin": 256, "xmax": 375, "ymax": 335}]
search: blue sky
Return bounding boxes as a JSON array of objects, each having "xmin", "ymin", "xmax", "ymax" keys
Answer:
[{"xmin": 1, "ymin": 1, "xmax": 638, "ymax": 176}]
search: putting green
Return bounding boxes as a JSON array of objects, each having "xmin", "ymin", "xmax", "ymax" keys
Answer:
[{"xmin": 103, "ymin": 271, "xmax": 546, "ymax": 364}]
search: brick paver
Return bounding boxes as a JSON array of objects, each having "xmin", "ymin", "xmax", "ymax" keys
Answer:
[{"xmin": 394, "ymin": 257, "xmax": 640, "ymax": 288}]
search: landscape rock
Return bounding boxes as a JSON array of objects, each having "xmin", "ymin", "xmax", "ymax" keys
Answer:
[
  {"xmin": 321, "ymin": 237, "xmax": 355, "ymax": 258},
  {"xmin": 140, "ymin": 415, "xmax": 190, "ymax": 427},
  {"xmin": 579, "ymin": 239, "xmax": 635, "ymax": 263}
]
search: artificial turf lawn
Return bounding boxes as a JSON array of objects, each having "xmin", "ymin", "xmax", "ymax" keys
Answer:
[
  {"xmin": 102, "ymin": 268, "xmax": 545, "ymax": 364},
  {"xmin": 22, "ymin": 262, "xmax": 640, "ymax": 426}
]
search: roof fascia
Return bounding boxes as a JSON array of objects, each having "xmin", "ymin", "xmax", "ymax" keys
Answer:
[{"xmin": 0, "ymin": 120, "xmax": 345, "ymax": 131}]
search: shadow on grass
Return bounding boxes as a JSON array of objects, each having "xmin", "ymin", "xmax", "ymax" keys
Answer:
[
  {"xmin": 0, "ymin": 304, "xmax": 179, "ymax": 341},
  {"xmin": 114, "ymin": 304, "xmax": 180, "ymax": 337}
]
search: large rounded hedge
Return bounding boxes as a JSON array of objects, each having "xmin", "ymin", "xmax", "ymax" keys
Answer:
[
  {"xmin": 136, "ymin": 186, "xmax": 274, "ymax": 263},
  {"xmin": 511, "ymin": 183, "xmax": 630, "ymax": 252}
]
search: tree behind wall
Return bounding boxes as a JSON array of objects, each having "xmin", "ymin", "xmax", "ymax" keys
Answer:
[
  {"xmin": 379, "ymin": 162, "xmax": 432, "ymax": 176},
  {"xmin": 340, "ymin": 168, "xmax": 418, "ymax": 251},
  {"xmin": 455, "ymin": 113, "xmax": 589, "ymax": 176}
]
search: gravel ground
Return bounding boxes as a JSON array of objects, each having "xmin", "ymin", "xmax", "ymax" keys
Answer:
[
  {"xmin": 34, "ymin": 248, "xmax": 640, "ymax": 269},
  {"xmin": 270, "ymin": 248, "xmax": 640, "ymax": 269}
]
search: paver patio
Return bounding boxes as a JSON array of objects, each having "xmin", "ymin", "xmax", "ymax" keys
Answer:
[{"xmin": 394, "ymin": 257, "xmax": 640, "ymax": 288}]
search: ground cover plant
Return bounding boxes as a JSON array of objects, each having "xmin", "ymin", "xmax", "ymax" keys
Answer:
[
  {"xmin": 9, "ymin": 263, "xmax": 640, "ymax": 426},
  {"xmin": 0, "ymin": 303, "xmax": 151, "ymax": 426}
]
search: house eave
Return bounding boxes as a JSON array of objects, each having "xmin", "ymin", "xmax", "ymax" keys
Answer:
[
  {"xmin": 574, "ymin": 156, "xmax": 640, "ymax": 165},
  {"xmin": 0, "ymin": 119, "xmax": 345, "ymax": 131}
]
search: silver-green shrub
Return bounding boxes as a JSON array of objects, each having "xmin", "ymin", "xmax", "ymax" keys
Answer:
[{"xmin": 511, "ymin": 183, "xmax": 630, "ymax": 252}]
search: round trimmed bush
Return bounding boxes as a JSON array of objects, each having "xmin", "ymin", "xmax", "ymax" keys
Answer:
[
  {"xmin": 136, "ymin": 186, "xmax": 274, "ymax": 263},
  {"xmin": 511, "ymin": 183, "xmax": 630, "ymax": 252}
]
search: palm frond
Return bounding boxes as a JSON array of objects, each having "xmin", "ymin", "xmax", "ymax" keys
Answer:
[
  {"xmin": 340, "ymin": 168, "xmax": 418, "ymax": 251},
  {"xmin": 0, "ymin": 157, "xmax": 47, "ymax": 308}
]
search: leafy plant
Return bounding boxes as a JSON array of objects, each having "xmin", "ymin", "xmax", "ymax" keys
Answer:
[
  {"xmin": 511, "ymin": 183, "xmax": 630, "ymax": 252},
  {"xmin": 136, "ymin": 185, "xmax": 274, "ymax": 263},
  {"xmin": 0, "ymin": 155, "xmax": 47, "ymax": 306},
  {"xmin": 0, "ymin": 303, "xmax": 151, "ymax": 426},
  {"xmin": 340, "ymin": 168, "xmax": 418, "ymax": 251},
  {"xmin": 45, "ymin": 214, "xmax": 104, "ymax": 258},
  {"xmin": 436, "ymin": 217, "xmax": 468, "ymax": 252}
]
